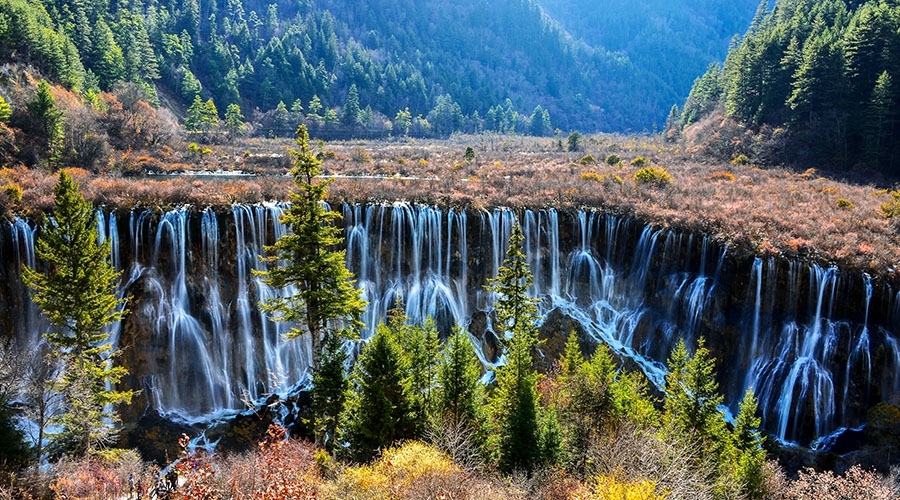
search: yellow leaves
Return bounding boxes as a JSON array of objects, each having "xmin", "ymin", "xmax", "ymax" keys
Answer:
[
  {"xmin": 573, "ymin": 475, "xmax": 668, "ymax": 500},
  {"xmin": 325, "ymin": 441, "xmax": 463, "ymax": 500}
]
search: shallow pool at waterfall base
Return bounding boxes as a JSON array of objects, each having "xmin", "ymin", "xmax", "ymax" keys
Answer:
[{"xmin": 812, "ymin": 425, "xmax": 867, "ymax": 455}]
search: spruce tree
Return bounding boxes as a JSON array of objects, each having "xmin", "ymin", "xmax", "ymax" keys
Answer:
[
  {"xmin": 663, "ymin": 338, "xmax": 726, "ymax": 448},
  {"xmin": 341, "ymin": 84, "xmax": 361, "ymax": 128},
  {"xmin": 21, "ymin": 170, "xmax": 132, "ymax": 456},
  {"xmin": 729, "ymin": 389, "xmax": 767, "ymax": 499},
  {"xmin": 485, "ymin": 223, "xmax": 540, "ymax": 344},
  {"xmin": 485, "ymin": 222, "xmax": 549, "ymax": 473},
  {"xmin": 554, "ymin": 332, "xmax": 613, "ymax": 474},
  {"xmin": 339, "ymin": 325, "xmax": 415, "ymax": 462},
  {"xmin": 863, "ymin": 71, "xmax": 894, "ymax": 166},
  {"xmin": 257, "ymin": 124, "xmax": 365, "ymax": 446},
  {"xmin": 311, "ymin": 334, "xmax": 348, "ymax": 452},
  {"xmin": 224, "ymin": 103, "xmax": 244, "ymax": 146},
  {"xmin": 436, "ymin": 328, "xmax": 484, "ymax": 429},
  {"xmin": 26, "ymin": 80, "xmax": 65, "ymax": 168},
  {"xmin": 386, "ymin": 305, "xmax": 440, "ymax": 436}
]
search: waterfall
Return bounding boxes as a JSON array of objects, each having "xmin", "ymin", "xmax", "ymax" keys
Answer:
[{"xmin": 1, "ymin": 204, "xmax": 897, "ymax": 444}]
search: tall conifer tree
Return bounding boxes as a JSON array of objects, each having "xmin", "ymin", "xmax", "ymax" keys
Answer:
[
  {"xmin": 485, "ymin": 222, "xmax": 550, "ymax": 473},
  {"xmin": 22, "ymin": 170, "xmax": 132, "ymax": 456},
  {"xmin": 257, "ymin": 124, "xmax": 365, "ymax": 447}
]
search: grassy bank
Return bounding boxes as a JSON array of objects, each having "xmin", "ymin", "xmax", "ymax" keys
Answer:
[{"xmin": 2, "ymin": 133, "xmax": 897, "ymax": 281}]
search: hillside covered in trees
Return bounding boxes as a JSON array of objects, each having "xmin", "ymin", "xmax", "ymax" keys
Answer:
[
  {"xmin": 540, "ymin": 0, "xmax": 759, "ymax": 110},
  {"xmin": 0, "ymin": 0, "xmax": 758, "ymax": 136},
  {"xmin": 671, "ymin": 0, "xmax": 900, "ymax": 180}
]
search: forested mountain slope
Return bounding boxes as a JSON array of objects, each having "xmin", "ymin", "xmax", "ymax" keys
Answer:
[
  {"xmin": 539, "ymin": 0, "xmax": 759, "ymax": 101},
  {"xmin": 674, "ymin": 0, "xmax": 900, "ymax": 179},
  {"xmin": 0, "ymin": 0, "xmax": 759, "ymax": 134}
]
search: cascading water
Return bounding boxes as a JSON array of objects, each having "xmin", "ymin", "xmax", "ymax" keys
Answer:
[{"xmin": 1, "ymin": 203, "xmax": 897, "ymax": 445}]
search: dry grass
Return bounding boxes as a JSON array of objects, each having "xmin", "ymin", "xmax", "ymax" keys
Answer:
[
  {"xmin": 9, "ymin": 428, "xmax": 900, "ymax": 500},
  {"xmin": 4, "ymin": 132, "xmax": 899, "ymax": 282}
]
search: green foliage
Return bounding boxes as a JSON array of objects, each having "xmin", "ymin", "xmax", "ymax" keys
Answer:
[
  {"xmin": 312, "ymin": 333, "xmax": 349, "ymax": 453},
  {"xmin": 394, "ymin": 108, "xmax": 412, "ymax": 136},
  {"xmin": 567, "ymin": 131, "xmax": 583, "ymax": 152},
  {"xmin": 489, "ymin": 327, "xmax": 543, "ymax": 473},
  {"xmin": 662, "ymin": 339, "xmax": 767, "ymax": 498},
  {"xmin": 485, "ymin": 222, "xmax": 551, "ymax": 473},
  {"xmin": 259, "ymin": 125, "xmax": 365, "ymax": 367},
  {"xmin": 863, "ymin": 70, "xmax": 894, "ymax": 165},
  {"xmin": 341, "ymin": 84, "xmax": 361, "ymax": 127},
  {"xmin": 605, "ymin": 154, "xmax": 621, "ymax": 166},
  {"xmin": 554, "ymin": 332, "xmax": 658, "ymax": 475},
  {"xmin": 0, "ymin": 340, "xmax": 30, "ymax": 470},
  {"xmin": 179, "ymin": 69, "xmax": 203, "ymax": 101},
  {"xmin": 464, "ymin": 146, "xmax": 476, "ymax": 162},
  {"xmin": 629, "ymin": 156, "xmax": 648, "ymax": 167},
  {"xmin": 728, "ymin": 390, "xmax": 767, "ymax": 498},
  {"xmin": 0, "ymin": 405, "xmax": 29, "ymax": 470},
  {"xmin": 26, "ymin": 80, "xmax": 65, "ymax": 167},
  {"xmin": 578, "ymin": 154, "xmax": 596, "ymax": 165},
  {"xmin": 384, "ymin": 304, "xmax": 440, "ymax": 436},
  {"xmin": 0, "ymin": 0, "xmax": 85, "ymax": 89},
  {"xmin": 633, "ymin": 166, "xmax": 672, "ymax": 186},
  {"xmin": 436, "ymin": 328, "xmax": 484, "ymax": 430},
  {"xmin": 257, "ymin": 124, "xmax": 366, "ymax": 445},
  {"xmin": 428, "ymin": 94, "xmax": 464, "ymax": 137},
  {"xmin": 663, "ymin": 338, "xmax": 726, "ymax": 446},
  {"xmin": 529, "ymin": 105, "xmax": 552, "ymax": 137},
  {"xmin": 225, "ymin": 103, "xmax": 245, "ymax": 137},
  {"xmin": 485, "ymin": 223, "xmax": 540, "ymax": 344},
  {"xmin": 555, "ymin": 333, "xmax": 613, "ymax": 474},
  {"xmin": 686, "ymin": 0, "xmax": 900, "ymax": 176},
  {"xmin": 185, "ymin": 96, "xmax": 219, "ymax": 132},
  {"xmin": 21, "ymin": 170, "xmax": 132, "ymax": 456},
  {"xmin": 339, "ymin": 325, "xmax": 416, "ymax": 462},
  {"xmin": 681, "ymin": 63, "xmax": 723, "ymax": 127}
]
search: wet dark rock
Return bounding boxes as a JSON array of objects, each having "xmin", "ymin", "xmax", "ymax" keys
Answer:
[
  {"xmin": 118, "ymin": 410, "xmax": 201, "ymax": 465},
  {"xmin": 538, "ymin": 307, "xmax": 592, "ymax": 370}
]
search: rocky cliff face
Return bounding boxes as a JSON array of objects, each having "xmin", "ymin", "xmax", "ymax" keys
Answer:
[{"xmin": 1, "ymin": 204, "xmax": 897, "ymax": 446}]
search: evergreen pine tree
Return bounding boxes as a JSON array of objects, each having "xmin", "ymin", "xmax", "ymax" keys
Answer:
[
  {"xmin": 21, "ymin": 170, "xmax": 132, "ymax": 456},
  {"xmin": 26, "ymin": 80, "xmax": 65, "ymax": 168},
  {"xmin": 386, "ymin": 304, "xmax": 440, "ymax": 436},
  {"xmin": 485, "ymin": 223, "xmax": 540, "ymax": 344},
  {"xmin": 554, "ymin": 332, "xmax": 615, "ymax": 474},
  {"xmin": 729, "ymin": 389, "xmax": 767, "ymax": 499},
  {"xmin": 341, "ymin": 84, "xmax": 361, "ymax": 128},
  {"xmin": 224, "ymin": 103, "xmax": 244, "ymax": 139},
  {"xmin": 485, "ymin": 222, "xmax": 551, "ymax": 473},
  {"xmin": 436, "ymin": 328, "xmax": 484, "ymax": 429},
  {"xmin": 311, "ymin": 333, "xmax": 348, "ymax": 452},
  {"xmin": 339, "ymin": 324, "xmax": 415, "ymax": 462},
  {"xmin": 863, "ymin": 71, "xmax": 894, "ymax": 166},
  {"xmin": 663, "ymin": 338, "xmax": 726, "ymax": 448},
  {"xmin": 257, "ymin": 124, "xmax": 365, "ymax": 446}
]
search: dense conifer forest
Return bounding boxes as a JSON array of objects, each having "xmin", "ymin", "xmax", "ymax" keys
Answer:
[
  {"xmin": 0, "ymin": 0, "xmax": 757, "ymax": 136},
  {"xmin": 671, "ymin": 0, "xmax": 900, "ymax": 179}
]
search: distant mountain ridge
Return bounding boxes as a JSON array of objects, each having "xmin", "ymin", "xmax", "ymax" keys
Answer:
[
  {"xmin": 540, "ymin": 0, "xmax": 760, "ymax": 101},
  {"xmin": 0, "ymin": 0, "xmax": 758, "ymax": 133}
]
